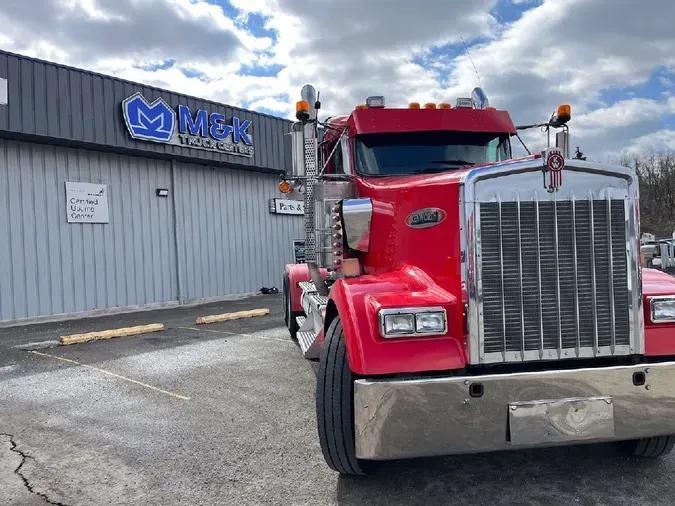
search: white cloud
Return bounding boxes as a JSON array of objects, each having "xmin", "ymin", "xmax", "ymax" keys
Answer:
[
  {"xmin": 626, "ymin": 130, "xmax": 675, "ymax": 153},
  {"xmin": 0, "ymin": 0, "xmax": 672, "ymax": 160},
  {"xmin": 0, "ymin": 0, "xmax": 256, "ymax": 65},
  {"xmin": 247, "ymin": 97, "xmax": 289, "ymax": 113}
]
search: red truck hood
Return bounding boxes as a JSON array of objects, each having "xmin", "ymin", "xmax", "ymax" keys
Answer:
[{"xmin": 642, "ymin": 268, "xmax": 675, "ymax": 296}]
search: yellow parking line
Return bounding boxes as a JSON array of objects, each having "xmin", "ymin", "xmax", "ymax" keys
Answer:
[
  {"xmin": 30, "ymin": 351, "xmax": 190, "ymax": 401},
  {"xmin": 178, "ymin": 326, "xmax": 293, "ymax": 344}
]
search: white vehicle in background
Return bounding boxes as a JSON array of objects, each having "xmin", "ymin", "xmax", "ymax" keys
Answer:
[{"xmin": 642, "ymin": 241, "xmax": 658, "ymax": 267}]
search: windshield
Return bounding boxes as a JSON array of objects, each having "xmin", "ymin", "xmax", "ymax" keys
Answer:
[{"xmin": 353, "ymin": 131, "xmax": 512, "ymax": 176}]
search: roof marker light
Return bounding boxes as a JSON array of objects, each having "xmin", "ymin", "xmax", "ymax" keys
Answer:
[
  {"xmin": 366, "ymin": 96, "xmax": 385, "ymax": 108},
  {"xmin": 439, "ymin": 103, "xmax": 451, "ymax": 109},
  {"xmin": 355, "ymin": 104, "xmax": 367, "ymax": 110},
  {"xmin": 424, "ymin": 103, "xmax": 437, "ymax": 109},
  {"xmin": 409, "ymin": 102, "xmax": 420, "ymax": 109}
]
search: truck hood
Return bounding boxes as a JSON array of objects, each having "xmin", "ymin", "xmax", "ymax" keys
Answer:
[
  {"xmin": 642, "ymin": 268, "xmax": 675, "ymax": 296},
  {"xmin": 353, "ymin": 172, "xmax": 465, "ymax": 297}
]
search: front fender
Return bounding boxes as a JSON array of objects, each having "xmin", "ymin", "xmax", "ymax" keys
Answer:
[
  {"xmin": 329, "ymin": 264, "xmax": 466, "ymax": 376},
  {"xmin": 285, "ymin": 263, "xmax": 329, "ymax": 313},
  {"xmin": 642, "ymin": 268, "xmax": 675, "ymax": 356}
]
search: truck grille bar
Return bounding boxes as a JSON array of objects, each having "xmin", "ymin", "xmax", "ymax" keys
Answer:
[{"xmin": 478, "ymin": 196, "xmax": 630, "ymax": 362}]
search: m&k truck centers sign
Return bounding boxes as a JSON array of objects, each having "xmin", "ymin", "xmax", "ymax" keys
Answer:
[{"xmin": 122, "ymin": 92, "xmax": 254, "ymax": 157}]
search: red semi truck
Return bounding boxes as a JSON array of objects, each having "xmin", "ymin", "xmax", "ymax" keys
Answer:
[{"xmin": 279, "ymin": 85, "xmax": 675, "ymax": 475}]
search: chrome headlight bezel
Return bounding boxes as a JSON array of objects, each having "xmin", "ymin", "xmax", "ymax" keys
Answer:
[
  {"xmin": 649, "ymin": 296, "xmax": 675, "ymax": 323},
  {"xmin": 378, "ymin": 307, "xmax": 448, "ymax": 338}
]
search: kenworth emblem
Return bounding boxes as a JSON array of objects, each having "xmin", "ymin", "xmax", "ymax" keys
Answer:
[
  {"xmin": 406, "ymin": 208, "xmax": 447, "ymax": 229},
  {"xmin": 543, "ymin": 147, "xmax": 565, "ymax": 192},
  {"xmin": 121, "ymin": 92, "xmax": 254, "ymax": 157}
]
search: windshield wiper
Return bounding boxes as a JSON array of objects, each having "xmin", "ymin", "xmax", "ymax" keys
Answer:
[
  {"xmin": 413, "ymin": 160, "xmax": 476, "ymax": 174},
  {"xmin": 413, "ymin": 167, "xmax": 452, "ymax": 174},
  {"xmin": 427, "ymin": 159, "xmax": 476, "ymax": 166}
]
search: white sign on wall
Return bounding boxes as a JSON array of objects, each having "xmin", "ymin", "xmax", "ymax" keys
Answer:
[
  {"xmin": 271, "ymin": 198, "xmax": 304, "ymax": 215},
  {"xmin": 66, "ymin": 182, "xmax": 109, "ymax": 224},
  {"xmin": 0, "ymin": 78, "xmax": 7, "ymax": 106}
]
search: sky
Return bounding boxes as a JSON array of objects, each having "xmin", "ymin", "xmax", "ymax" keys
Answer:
[{"xmin": 0, "ymin": 0, "xmax": 672, "ymax": 161}]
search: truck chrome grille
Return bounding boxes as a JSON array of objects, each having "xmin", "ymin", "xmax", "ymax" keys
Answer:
[{"xmin": 479, "ymin": 198, "xmax": 630, "ymax": 360}]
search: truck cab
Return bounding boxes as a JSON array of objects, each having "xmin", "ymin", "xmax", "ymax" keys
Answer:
[{"xmin": 280, "ymin": 85, "xmax": 675, "ymax": 475}]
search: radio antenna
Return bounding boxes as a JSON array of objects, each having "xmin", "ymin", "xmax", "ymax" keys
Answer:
[{"xmin": 460, "ymin": 36, "xmax": 481, "ymax": 89}]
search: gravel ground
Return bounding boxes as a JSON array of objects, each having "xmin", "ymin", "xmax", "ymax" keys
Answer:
[{"xmin": 1, "ymin": 295, "xmax": 675, "ymax": 506}]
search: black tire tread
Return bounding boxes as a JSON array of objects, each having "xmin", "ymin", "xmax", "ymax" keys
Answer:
[
  {"xmin": 624, "ymin": 436, "xmax": 675, "ymax": 458},
  {"xmin": 316, "ymin": 317, "xmax": 369, "ymax": 475},
  {"xmin": 283, "ymin": 272, "xmax": 299, "ymax": 340}
]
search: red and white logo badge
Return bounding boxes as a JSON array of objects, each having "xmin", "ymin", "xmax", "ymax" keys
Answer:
[{"xmin": 543, "ymin": 147, "xmax": 565, "ymax": 192}]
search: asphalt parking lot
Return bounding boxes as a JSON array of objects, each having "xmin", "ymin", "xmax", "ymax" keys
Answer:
[{"xmin": 2, "ymin": 295, "xmax": 675, "ymax": 506}]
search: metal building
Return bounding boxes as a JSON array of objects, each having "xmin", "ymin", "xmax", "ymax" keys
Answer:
[{"xmin": 0, "ymin": 50, "xmax": 304, "ymax": 325}]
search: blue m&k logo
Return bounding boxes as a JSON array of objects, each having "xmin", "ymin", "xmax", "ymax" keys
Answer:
[{"xmin": 122, "ymin": 92, "xmax": 176, "ymax": 143}]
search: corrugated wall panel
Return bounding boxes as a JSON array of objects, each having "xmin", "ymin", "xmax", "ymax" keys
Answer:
[
  {"xmin": 45, "ymin": 64, "xmax": 60, "ymax": 138},
  {"xmin": 0, "ymin": 139, "xmax": 179, "ymax": 322},
  {"xmin": 0, "ymin": 53, "xmax": 8, "ymax": 131},
  {"xmin": 0, "ymin": 50, "xmax": 293, "ymax": 174},
  {"xmin": 174, "ymin": 161, "xmax": 304, "ymax": 302}
]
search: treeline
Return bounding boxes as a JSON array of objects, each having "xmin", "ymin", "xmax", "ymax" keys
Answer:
[{"xmin": 612, "ymin": 152, "xmax": 675, "ymax": 238}]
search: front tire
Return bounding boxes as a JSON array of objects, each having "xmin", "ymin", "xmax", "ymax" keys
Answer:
[
  {"xmin": 282, "ymin": 272, "xmax": 299, "ymax": 340},
  {"xmin": 316, "ymin": 317, "xmax": 373, "ymax": 476},
  {"xmin": 619, "ymin": 436, "xmax": 675, "ymax": 458}
]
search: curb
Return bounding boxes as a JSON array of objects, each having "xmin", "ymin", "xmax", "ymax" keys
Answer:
[
  {"xmin": 60, "ymin": 323, "xmax": 165, "ymax": 346},
  {"xmin": 195, "ymin": 309, "xmax": 270, "ymax": 325}
]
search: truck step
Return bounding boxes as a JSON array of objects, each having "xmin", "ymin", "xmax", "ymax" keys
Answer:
[
  {"xmin": 297, "ymin": 315, "xmax": 313, "ymax": 332},
  {"xmin": 295, "ymin": 315, "xmax": 320, "ymax": 361},
  {"xmin": 298, "ymin": 281, "xmax": 317, "ymax": 294}
]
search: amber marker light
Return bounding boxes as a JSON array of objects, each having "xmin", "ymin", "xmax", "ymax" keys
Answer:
[
  {"xmin": 557, "ymin": 104, "xmax": 571, "ymax": 123},
  {"xmin": 295, "ymin": 100, "xmax": 309, "ymax": 121},
  {"xmin": 341, "ymin": 258, "xmax": 361, "ymax": 277},
  {"xmin": 409, "ymin": 102, "xmax": 421, "ymax": 109},
  {"xmin": 279, "ymin": 180, "xmax": 292, "ymax": 194}
]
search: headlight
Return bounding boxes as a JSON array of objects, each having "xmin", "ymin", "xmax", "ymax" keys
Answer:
[
  {"xmin": 650, "ymin": 297, "xmax": 675, "ymax": 322},
  {"xmin": 383, "ymin": 314, "xmax": 415, "ymax": 335},
  {"xmin": 415, "ymin": 312, "xmax": 446, "ymax": 333},
  {"xmin": 379, "ymin": 307, "xmax": 448, "ymax": 338}
]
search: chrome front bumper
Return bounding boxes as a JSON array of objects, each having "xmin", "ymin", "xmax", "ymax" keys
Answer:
[{"xmin": 353, "ymin": 362, "xmax": 675, "ymax": 460}]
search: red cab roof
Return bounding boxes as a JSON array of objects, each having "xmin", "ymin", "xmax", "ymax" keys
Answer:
[{"xmin": 344, "ymin": 107, "xmax": 517, "ymax": 136}]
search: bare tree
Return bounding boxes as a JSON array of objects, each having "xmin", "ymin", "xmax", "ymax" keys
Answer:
[{"xmin": 610, "ymin": 151, "xmax": 675, "ymax": 238}]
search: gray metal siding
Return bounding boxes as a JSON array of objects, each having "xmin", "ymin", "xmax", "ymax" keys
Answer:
[
  {"xmin": 0, "ymin": 50, "xmax": 293, "ymax": 173},
  {"xmin": 174, "ymin": 160, "xmax": 304, "ymax": 302},
  {"xmin": 0, "ymin": 138, "xmax": 303, "ymax": 322},
  {"xmin": 0, "ymin": 139, "xmax": 179, "ymax": 321}
]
